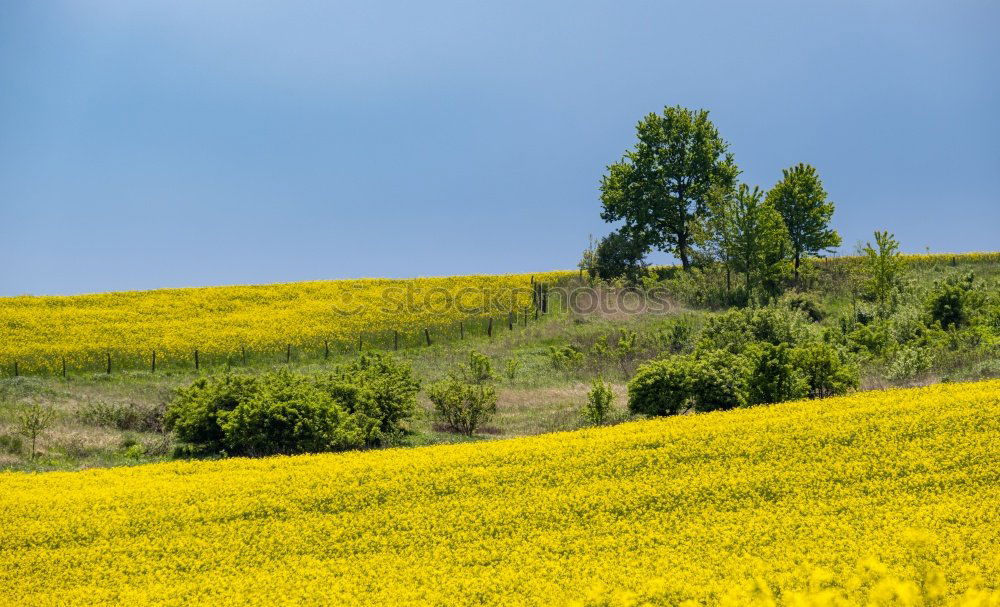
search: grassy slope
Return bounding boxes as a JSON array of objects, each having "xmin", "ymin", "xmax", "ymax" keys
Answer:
[
  {"xmin": 1, "ymin": 380, "xmax": 998, "ymax": 606},
  {"xmin": 1, "ymin": 254, "xmax": 998, "ymax": 471}
]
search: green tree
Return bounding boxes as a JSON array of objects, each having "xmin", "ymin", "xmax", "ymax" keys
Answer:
[
  {"xmin": 16, "ymin": 402, "xmax": 56, "ymax": 460},
  {"xmin": 766, "ymin": 163, "xmax": 841, "ymax": 283},
  {"xmin": 861, "ymin": 230, "xmax": 905, "ymax": 319},
  {"xmin": 727, "ymin": 184, "xmax": 790, "ymax": 299},
  {"xmin": 600, "ymin": 106, "xmax": 739, "ymax": 271},
  {"xmin": 590, "ymin": 230, "xmax": 649, "ymax": 282}
]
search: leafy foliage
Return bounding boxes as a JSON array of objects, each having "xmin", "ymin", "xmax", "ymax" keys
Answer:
[
  {"xmin": 600, "ymin": 105, "xmax": 739, "ymax": 270},
  {"xmin": 583, "ymin": 378, "xmax": 614, "ymax": 425},
  {"xmin": 765, "ymin": 163, "xmax": 841, "ymax": 281}
]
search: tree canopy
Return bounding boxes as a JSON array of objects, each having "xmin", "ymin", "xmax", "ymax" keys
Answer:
[
  {"xmin": 765, "ymin": 163, "xmax": 841, "ymax": 281},
  {"xmin": 600, "ymin": 106, "xmax": 738, "ymax": 271}
]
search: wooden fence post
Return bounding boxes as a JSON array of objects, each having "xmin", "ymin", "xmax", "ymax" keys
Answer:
[
  {"xmin": 13, "ymin": 361, "xmax": 18, "ymax": 377},
  {"xmin": 424, "ymin": 328, "xmax": 432, "ymax": 346},
  {"xmin": 523, "ymin": 308, "xmax": 528, "ymax": 327},
  {"xmin": 460, "ymin": 321, "xmax": 464, "ymax": 340},
  {"xmin": 324, "ymin": 340, "xmax": 330, "ymax": 359},
  {"xmin": 106, "ymin": 352, "xmax": 112, "ymax": 375},
  {"xmin": 286, "ymin": 344, "xmax": 291, "ymax": 363},
  {"xmin": 241, "ymin": 346, "xmax": 247, "ymax": 365},
  {"xmin": 151, "ymin": 351, "xmax": 156, "ymax": 373},
  {"xmin": 62, "ymin": 357, "xmax": 67, "ymax": 378},
  {"xmin": 508, "ymin": 312, "xmax": 513, "ymax": 331},
  {"xmin": 194, "ymin": 349, "xmax": 199, "ymax": 370},
  {"xmin": 394, "ymin": 330, "xmax": 399, "ymax": 351},
  {"xmin": 487, "ymin": 317, "xmax": 493, "ymax": 338}
]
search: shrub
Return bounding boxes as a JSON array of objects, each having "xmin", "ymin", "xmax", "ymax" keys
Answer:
[
  {"xmin": 0, "ymin": 434, "xmax": 23, "ymax": 455},
  {"xmin": 503, "ymin": 359, "xmax": 522, "ymax": 381},
  {"xmin": 791, "ymin": 342, "xmax": 859, "ymax": 398},
  {"xmin": 689, "ymin": 350, "xmax": 750, "ymax": 412},
  {"xmin": 462, "ymin": 351, "xmax": 496, "ymax": 384},
  {"xmin": 745, "ymin": 343, "xmax": 808, "ymax": 406},
  {"xmin": 219, "ymin": 371, "xmax": 356, "ymax": 456},
  {"xmin": 699, "ymin": 307, "xmax": 810, "ymax": 354},
  {"xmin": 583, "ymin": 378, "xmax": 614, "ymax": 425},
  {"xmin": 627, "ymin": 356, "xmax": 694, "ymax": 416},
  {"xmin": 779, "ymin": 291, "xmax": 825, "ymax": 322},
  {"xmin": 427, "ymin": 378, "xmax": 498, "ymax": 436},
  {"xmin": 887, "ymin": 346, "xmax": 934, "ymax": 381},
  {"xmin": 549, "ymin": 345, "xmax": 585, "ymax": 370},
  {"xmin": 166, "ymin": 374, "xmax": 260, "ymax": 454},
  {"xmin": 315, "ymin": 352, "xmax": 421, "ymax": 445},
  {"xmin": 166, "ymin": 354, "xmax": 420, "ymax": 456},
  {"xmin": 927, "ymin": 272, "xmax": 981, "ymax": 330}
]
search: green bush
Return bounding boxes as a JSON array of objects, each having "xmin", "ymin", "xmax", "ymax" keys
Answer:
[
  {"xmin": 779, "ymin": 290, "xmax": 825, "ymax": 322},
  {"xmin": 427, "ymin": 378, "xmax": 497, "ymax": 436},
  {"xmin": 627, "ymin": 356, "xmax": 694, "ymax": 416},
  {"xmin": 927, "ymin": 272, "xmax": 981, "ymax": 330},
  {"xmin": 166, "ymin": 353, "xmax": 420, "ymax": 456},
  {"xmin": 549, "ymin": 345, "xmax": 585, "ymax": 370},
  {"xmin": 219, "ymin": 371, "xmax": 356, "ymax": 456},
  {"xmin": 77, "ymin": 400, "xmax": 165, "ymax": 433},
  {"xmin": 791, "ymin": 342, "xmax": 859, "ymax": 398},
  {"xmin": 689, "ymin": 350, "xmax": 750, "ymax": 412},
  {"xmin": 166, "ymin": 373, "xmax": 259, "ymax": 454},
  {"xmin": 745, "ymin": 343, "xmax": 808, "ymax": 406},
  {"xmin": 699, "ymin": 307, "xmax": 810, "ymax": 354},
  {"xmin": 583, "ymin": 378, "xmax": 614, "ymax": 425}
]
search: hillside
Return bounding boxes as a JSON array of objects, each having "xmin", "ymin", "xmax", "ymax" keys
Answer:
[{"xmin": 2, "ymin": 380, "xmax": 998, "ymax": 606}]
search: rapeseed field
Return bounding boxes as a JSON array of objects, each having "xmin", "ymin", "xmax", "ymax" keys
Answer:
[{"xmin": 1, "ymin": 380, "xmax": 997, "ymax": 606}]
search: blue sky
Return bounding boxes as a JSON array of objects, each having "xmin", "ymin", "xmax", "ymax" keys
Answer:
[{"xmin": 1, "ymin": 1, "xmax": 997, "ymax": 296}]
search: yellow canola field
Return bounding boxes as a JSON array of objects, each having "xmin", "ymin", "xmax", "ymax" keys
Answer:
[
  {"xmin": 1, "ymin": 380, "xmax": 999, "ymax": 606},
  {"xmin": 0, "ymin": 271, "xmax": 572, "ymax": 374}
]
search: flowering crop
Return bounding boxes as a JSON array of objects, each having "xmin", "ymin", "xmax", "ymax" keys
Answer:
[
  {"xmin": 1, "ymin": 380, "xmax": 998, "ymax": 606},
  {"xmin": 0, "ymin": 271, "xmax": 572, "ymax": 374}
]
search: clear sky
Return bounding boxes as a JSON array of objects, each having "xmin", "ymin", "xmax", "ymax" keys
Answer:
[{"xmin": 1, "ymin": 1, "xmax": 997, "ymax": 296}]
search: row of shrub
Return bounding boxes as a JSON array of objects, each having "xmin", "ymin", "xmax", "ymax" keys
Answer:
[
  {"xmin": 166, "ymin": 353, "xmax": 419, "ymax": 456},
  {"xmin": 628, "ymin": 307, "xmax": 858, "ymax": 416}
]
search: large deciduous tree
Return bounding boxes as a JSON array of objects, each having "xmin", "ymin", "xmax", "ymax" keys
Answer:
[
  {"xmin": 600, "ymin": 106, "xmax": 739, "ymax": 271},
  {"xmin": 765, "ymin": 163, "xmax": 841, "ymax": 282}
]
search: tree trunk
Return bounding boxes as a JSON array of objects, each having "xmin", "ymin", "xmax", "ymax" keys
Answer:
[{"xmin": 793, "ymin": 251, "xmax": 801, "ymax": 285}]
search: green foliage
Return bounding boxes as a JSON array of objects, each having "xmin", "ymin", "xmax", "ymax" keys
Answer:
[
  {"xmin": 699, "ymin": 307, "xmax": 810, "ymax": 354},
  {"xmin": 689, "ymin": 349, "xmax": 750, "ymax": 412},
  {"xmin": 600, "ymin": 105, "xmax": 739, "ymax": 270},
  {"xmin": 887, "ymin": 346, "xmax": 934, "ymax": 381},
  {"xmin": 0, "ymin": 433, "xmax": 24, "ymax": 455},
  {"xmin": 219, "ymin": 371, "xmax": 354, "ymax": 456},
  {"xmin": 589, "ymin": 230, "xmax": 649, "ymax": 282},
  {"xmin": 729, "ymin": 184, "xmax": 791, "ymax": 300},
  {"xmin": 503, "ymin": 358, "xmax": 522, "ymax": 381},
  {"xmin": 791, "ymin": 342, "xmax": 859, "ymax": 398},
  {"xmin": 745, "ymin": 343, "xmax": 808, "ymax": 405},
  {"xmin": 627, "ymin": 356, "xmax": 694, "ymax": 416},
  {"xmin": 461, "ymin": 350, "xmax": 496, "ymax": 384},
  {"xmin": 583, "ymin": 378, "xmax": 614, "ymax": 425},
  {"xmin": 549, "ymin": 344, "xmax": 585, "ymax": 370},
  {"xmin": 765, "ymin": 163, "xmax": 841, "ymax": 281},
  {"xmin": 427, "ymin": 378, "xmax": 498, "ymax": 437},
  {"xmin": 779, "ymin": 290, "xmax": 825, "ymax": 322},
  {"xmin": 166, "ymin": 353, "xmax": 420, "ymax": 456},
  {"xmin": 927, "ymin": 272, "xmax": 980, "ymax": 330},
  {"xmin": 15, "ymin": 402, "xmax": 56, "ymax": 460},
  {"xmin": 860, "ymin": 230, "xmax": 905, "ymax": 318}
]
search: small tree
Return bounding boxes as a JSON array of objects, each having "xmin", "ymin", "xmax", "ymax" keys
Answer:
[
  {"xmin": 746, "ymin": 343, "xmax": 808, "ymax": 405},
  {"xmin": 16, "ymin": 402, "xmax": 56, "ymax": 460},
  {"xmin": 590, "ymin": 230, "xmax": 648, "ymax": 282},
  {"xmin": 726, "ymin": 184, "xmax": 790, "ymax": 300},
  {"xmin": 427, "ymin": 378, "xmax": 498, "ymax": 437},
  {"xmin": 927, "ymin": 272, "xmax": 979, "ymax": 330},
  {"xmin": 861, "ymin": 230, "xmax": 905, "ymax": 319},
  {"xmin": 583, "ymin": 378, "xmax": 614, "ymax": 425},
  {"xmin": 766, "ymin": 163, "xmax": 841, "ymax": 283},
  {"xmin": 600, "ymin": 106, "xmax": 739, "ymax": 271}
]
